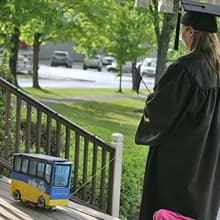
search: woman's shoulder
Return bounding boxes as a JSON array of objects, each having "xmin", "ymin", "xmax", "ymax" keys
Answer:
[
  {"xmin": 174, "ymin": 52, "xmax": 203, "ymax": 69},
  {"xmin": 165, "ymin": 52, "xmax": 218, "ymax": 89},
  {"xmin": 161, "ymin": 53, "xmax": 199, "ymax": 77}
]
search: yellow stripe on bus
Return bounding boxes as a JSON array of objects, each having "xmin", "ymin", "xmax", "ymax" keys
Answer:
[{"xmin": 10, "ymin": 179, "xmax": 68, "ymax": 207}]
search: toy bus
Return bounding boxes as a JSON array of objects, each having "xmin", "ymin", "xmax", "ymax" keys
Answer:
[{"xmin": 10, "ymin": 153, "xmax": 72, "ymax": 209}]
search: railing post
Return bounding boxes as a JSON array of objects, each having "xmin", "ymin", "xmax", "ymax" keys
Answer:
[{"xmin": 111, "ymin": 133, "xmax": 123, "ymax": 218}]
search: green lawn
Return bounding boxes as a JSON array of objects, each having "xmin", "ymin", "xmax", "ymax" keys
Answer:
[
  {"xmin": 24, "ymin": 87, "xmax": 149, "ymax": 218},
  {"xmin": 24, "ymin": 88, "xmax": 142, "ymax": 99}
]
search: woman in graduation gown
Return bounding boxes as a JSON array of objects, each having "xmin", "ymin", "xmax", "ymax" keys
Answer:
[{"xmin": 135, "ymin": 10, "xmax": 220, "ymax": 220}]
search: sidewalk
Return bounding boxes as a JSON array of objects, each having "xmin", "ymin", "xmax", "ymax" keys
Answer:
[{"xmin": 38, "ymin": 93, "xmax": 146, "ymax": 105}]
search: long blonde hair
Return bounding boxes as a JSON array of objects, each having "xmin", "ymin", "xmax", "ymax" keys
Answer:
[{"xmin": 191, "ymin": 31, "xmax": 220, "ymax": 78}]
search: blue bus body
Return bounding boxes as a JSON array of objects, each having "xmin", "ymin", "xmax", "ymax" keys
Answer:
[{"xmin": 10, "ymin": 153, "xmax": 72, "ymax": 207}]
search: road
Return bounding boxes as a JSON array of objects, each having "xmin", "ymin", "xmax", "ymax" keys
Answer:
[{"xmin": 17, "ymin": 64, "xmax": 155, "ymax": 90}]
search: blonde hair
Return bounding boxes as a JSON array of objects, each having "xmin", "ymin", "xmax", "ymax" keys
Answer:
[{"xmin": 191, "ymin": 31, "xmax": 220, "ymax": 78}]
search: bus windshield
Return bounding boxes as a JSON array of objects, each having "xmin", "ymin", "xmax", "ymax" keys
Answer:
[{"xmin": 54, "ymin": 165, "xmax": 71, "ymax": 187}]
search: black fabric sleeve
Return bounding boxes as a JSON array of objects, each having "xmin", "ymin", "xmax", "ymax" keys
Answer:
[{"xmin": 135, "ymin": 63, "xmax": 192, "ymax": 146}]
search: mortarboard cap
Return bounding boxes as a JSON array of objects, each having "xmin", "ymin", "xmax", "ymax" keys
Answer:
[{"xmin": 174, "ymin": 0, "xmax": 220, "ymax": 50}]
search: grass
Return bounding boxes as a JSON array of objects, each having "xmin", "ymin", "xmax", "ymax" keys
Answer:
[
  {"xmin": 23, "ymin": 88, "xmax": 145, "ymax": 99},
  {"xmin": 24, "ymin": 88, "xmax": 148, "ymax": 147},
  {"xmin": 23, "ymin": 87, "xmax": 149, "ymax": 218}
]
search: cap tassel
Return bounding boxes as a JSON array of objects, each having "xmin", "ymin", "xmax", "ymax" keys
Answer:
[{"xmin": 174, "ymin": 12, "xmax": 182, "ymax": 50}]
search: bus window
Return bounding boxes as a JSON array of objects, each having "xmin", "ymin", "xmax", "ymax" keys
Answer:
[
  {"xmin": 28, "ymin": 160, "xmax": 37, "ymax": 176},
  {"xmin": 54, "ymin": 165, "xmax": 70, "ymax": 187},
  {"xmin": 14, "ymin": 156, "xmax": 22, "ymax": 172},
  {"xmin": 21, "ymin": 158, "xmax": 29, "ymax": 173},
  {"xmin": 37, "ymin": 162, "xmax": 45, "ymax": 178},
  {"xmin": 45, "ymin": 164, "xmax": 52, "ymax": 183}
]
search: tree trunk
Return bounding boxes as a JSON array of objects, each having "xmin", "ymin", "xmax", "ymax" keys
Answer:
[
  {"xmin": 9, "ymin": 27, "xmax": 20, "ymax": 86},
  {"xmin": 156, "ymin": 13, "xmax": 176, "ymax": 83},
  {"xmin": 154, "ymin": 0, "xmax": 179, "ymax": 84},
  {"xmin": 131, "ymin": 61, "xmax": 137, "ymax": 91},
  {"xmin": 118, "ymin": 64, "xmax": 123, "ymax": 93},
  {"xmin": 33, "ymin": 32, "xmax": 42, "ymax": 89}
]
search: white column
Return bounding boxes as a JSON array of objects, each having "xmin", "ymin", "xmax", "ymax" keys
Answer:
[
  {"xmin": 158, "ymin": 0, "xmax": 174, "ymax": 13},
  {"xmin": 111, "ymin": 133, "xmax": 123, "ymax": 218},
  {"xmin": 135, "ymin": 0, "xmax": 150, "ymax": 9}
]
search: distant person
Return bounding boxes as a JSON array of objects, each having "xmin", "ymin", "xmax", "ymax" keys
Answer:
[
  {"xmin": 135, "ymin": 1, "xmax": 220, "ymax": 220},
  {"xmin": 135, "ymin": 63, "xmax": 142, "ymax": 95}
]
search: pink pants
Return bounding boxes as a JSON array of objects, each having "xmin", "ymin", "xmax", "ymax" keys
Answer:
[{"xmin": 153, "ymin": 209, "xmax": 194, "ymax": 220}]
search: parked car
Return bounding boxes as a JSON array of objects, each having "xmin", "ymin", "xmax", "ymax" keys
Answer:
[
  {"xmin": 106, "ymin": 62, "xmax": 118, "ymax": 72},
  {"xmin": 106, "ymin": 61, "xmax": 132, "ymax": 73},
  {"xmin": 83, "ymin": 55, "xmax": 102, "ymax": 71},
  {"xmin": 51, "ymin": 50, "xmax": 72, "ymax": 68},
  {"xmin": 102, "ymin": 53, "xmax": 115, "ymax": 65},
  {"xmin": 140, "ymin": 58, "xmax": 157, "ymax": 77}
]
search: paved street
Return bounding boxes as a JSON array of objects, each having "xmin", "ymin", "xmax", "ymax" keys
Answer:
[{"xmin": 17, "ymin": 64, "xmax": 155, "ymax": 90}]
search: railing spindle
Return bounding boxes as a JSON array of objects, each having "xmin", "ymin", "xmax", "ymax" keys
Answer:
[
  {"xmin": 73, "ymin": 132, "xmax": 80, "ymax": 193},
  {"xmin": 36, "ymin": 110, "xmax": 42, "ymax": 153},
  {"xmin": 4, "ymin": 90, "xmax": 11, "ymax": 159},
  {"xmin": 100, "ymin": 148, "xmax": 107, "ymax": 209},
  {"xmin": 82, "ymin": 138, "xmax": 89, "ymax": 200},
  {"xmin": 46, "ymin": 115, "xmax": 51, "ymax": 155},
  {"xmin": 15, "ymin": 97, "xmax": 21, "ymax": 153},
  {"xmin": 65, "ymin": 127, "xmax": 70, "ymax": 159},
  {"xmin": 107, "ymin": 151, "xmax": 115, "ymax": 215},
  {"xmin": 91, "ymin": 143, "xmax": 98, "ymax": 205},
  {"xmin": 56, "ymin": 121, "xmax": 61, "ymax": 156},
  {"xmin": 25, "ymin": 103, "xmax": 31, "ymax": 153}
]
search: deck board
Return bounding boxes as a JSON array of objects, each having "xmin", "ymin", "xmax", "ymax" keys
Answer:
[{"xmin": 0, "ymin": 176, "xmax": 119, "ymax": 220}]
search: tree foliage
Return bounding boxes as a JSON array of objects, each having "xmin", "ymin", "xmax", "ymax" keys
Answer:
[
  {"xmin": 0, "ymin": 0, "xmax": 37, "ymax": 85},
  {"xmin": 63, "ymin": 0, "xmax": 111, "ymax": 56},
  {"xmin": 64, "ymin": 0, "xmax": 157, "ymax": 92},
  {"xmin": 106, "ymin": 1, "xmax": 155, "ymax": 92}
]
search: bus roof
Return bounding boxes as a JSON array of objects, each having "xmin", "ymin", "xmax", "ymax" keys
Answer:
[{"xmin": 14, "ymin": 153, "xmax": 71, "ymax": 163}]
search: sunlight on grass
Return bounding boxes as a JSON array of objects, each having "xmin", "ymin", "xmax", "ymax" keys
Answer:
[
  {"xmin": 23, "ymin": 87, "xmax": 148, "ymax": 159},
  {"xmin": 23, "ymin": 88, "xmax": 140, "ymax": 99}
]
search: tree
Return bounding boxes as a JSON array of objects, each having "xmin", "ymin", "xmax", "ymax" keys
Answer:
[
  {"xmin": 149, "ymin": 0, "xmax": 180, "ymax": 83},
  {"xmin": 65, "ymin": 0, "xmax": 156, "ymax": 92},
  {"xmin": 0, "ymin": 0, "xmax": 70, "ymax": 88},
  {"xmin": 64, "ymin": 0, "xmax": 111, "ymax": 56},
  {"xmin": 106, "ymin": 1, "xmax": 155, "ymax": 92},
  {"xmin": 0, "ymin": 0, "xmax": 35, "ymax": 86},
  {"xmin": 20, "ymin": 0, "xmax": 68, "ymax": 88}
]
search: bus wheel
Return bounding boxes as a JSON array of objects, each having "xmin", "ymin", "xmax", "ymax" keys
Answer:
[
  {"xmin": 37, "ymin": 196, "xmax": 45, "ymax": 208},
  {"xmin": 13, "ymin": 190, "xmax": 21, "ymax": 200},
  {"xmin": 48, "ymin": 206, "xmax": 56, "ymax": 211}
]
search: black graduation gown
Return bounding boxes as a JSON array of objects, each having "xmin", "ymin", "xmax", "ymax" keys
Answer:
[{"xmin": 135, "ymin": 52, "xmax": 220, "ymax": 220}]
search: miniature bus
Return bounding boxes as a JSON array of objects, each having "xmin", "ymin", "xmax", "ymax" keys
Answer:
[{"xmin": 10, "ymin": 153, "xmax": 72, "ymax": 208}]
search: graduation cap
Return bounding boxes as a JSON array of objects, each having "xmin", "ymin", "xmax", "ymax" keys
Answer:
[{"xmin": 174, "ymin": 0, "xmax": 220, "ymax": 50}]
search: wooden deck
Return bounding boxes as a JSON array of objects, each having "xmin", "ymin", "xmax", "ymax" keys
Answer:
[{"xmin": 0, "ymin": 176, "xmax": 120, "ymax": 220}]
